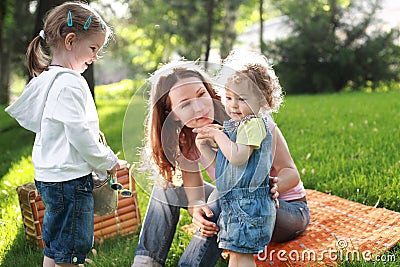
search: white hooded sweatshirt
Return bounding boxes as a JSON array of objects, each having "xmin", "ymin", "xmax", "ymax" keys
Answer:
[{"xmin": 5, "ymin": 66, "xmax": 117, "ymax": 182}]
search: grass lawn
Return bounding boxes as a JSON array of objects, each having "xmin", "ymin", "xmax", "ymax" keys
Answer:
[{"xmin": 0, "ymin": 90, "xmax": 399, "ymax": 266}]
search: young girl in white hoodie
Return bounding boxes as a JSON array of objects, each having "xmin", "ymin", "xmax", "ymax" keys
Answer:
[{"xmin": 5, "ymin": 2, "xmax": 118, "ymax": 266}]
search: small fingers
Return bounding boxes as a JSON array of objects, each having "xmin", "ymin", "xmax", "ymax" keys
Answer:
[{"xmin": 209, "ymin": 124, "xmax": 223, "ymax": 130}]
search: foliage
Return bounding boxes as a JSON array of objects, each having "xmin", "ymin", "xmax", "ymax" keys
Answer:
[
  {"xmin": 101, "ymin": 0, "xmax": 176, "ymax": 80},
  {"xmin": 1, "ymin": 0, "xmax": 34, "ymax": 76},
  {"xmin": 344, "ymin": 79, "xmax": 400, "ymax": 92},
  {"xmin": 0, "ymin": 0, "xmax": 35, "ymax": 104},
  {"xmin": 94, "ymin": 79, "xmax": 143, "ymax": 100},
  {"xmin": 1, "ymin": 88, "xmax": 400, "ymax": 266},
  {"xmin": 266, "ymin": 0, "xmax": 400, "ymax": 94},
  {"xmin": 97, "ymin": 0, "xmax": 263, "ymax": 80},
  {"xmin": 2, "ymin": 0, "xmax": 400, "ymax": 104}
]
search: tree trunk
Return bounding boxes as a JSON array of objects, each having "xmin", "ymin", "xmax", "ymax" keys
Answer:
[
  {"xmin": 204, "ymin": 0, "xmax": 215, "ymax": 68},
  {"xmin": 260, "ymin": 0, "xmax": 267, "ymax": 53},
  {"xmin": 0, "ymin": 1, "xmax": 8, "ymax": 105},
  {"xmin": 34, "ymin": 0, "xmax": 66, "ymax": 35},
  {"xmin": 220, "ymin": 0, "xmax": 240, "ymax": 59}
]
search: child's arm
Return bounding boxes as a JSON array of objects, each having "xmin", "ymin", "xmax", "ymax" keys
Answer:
[
  {"xmin": 215, "ymin": 134, "xmax": 254, "ymax": 166},
  {"xmin": 194, "ymin": 125, "xmax": 254, "ymax": 166}
]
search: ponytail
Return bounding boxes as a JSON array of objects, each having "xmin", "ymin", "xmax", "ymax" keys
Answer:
[{"xmin": 26, "ymin": 35, "xmax": 51, "ymax": 77}]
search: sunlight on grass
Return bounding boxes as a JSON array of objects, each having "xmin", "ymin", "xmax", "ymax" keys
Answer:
[
  {"xmin": 274, "ymin": 91, "xmax": 400, "ymax": 211},
  {"xmin": 0, "ymin": 156, "xmax": 34, "ymax": 263},
  {"xmin": 1, "ymin": 88, "xmax": 399, "ymax": 266}
]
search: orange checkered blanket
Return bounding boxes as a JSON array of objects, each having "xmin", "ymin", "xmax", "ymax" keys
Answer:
[
  {"xmin": 182, "ymin": 189, "xmax": 400, "ymax": 266},
  {"xmin": 256, "ymin": 189, "xmax": 400, "ymax": 266}
]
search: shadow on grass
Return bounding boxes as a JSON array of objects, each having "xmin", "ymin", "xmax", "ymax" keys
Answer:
[{"xmin": 1, "ymin": 227, "xmax": 43, "ymax": 267}]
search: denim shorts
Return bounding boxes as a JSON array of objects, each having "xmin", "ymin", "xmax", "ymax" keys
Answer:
[
  {"xmin": 217, "ymin": 187, "xmax": 276, "ymax": 254},
  {"xmin": 35, "ymin": 174, "xmax": 94, "ymax": 264}
]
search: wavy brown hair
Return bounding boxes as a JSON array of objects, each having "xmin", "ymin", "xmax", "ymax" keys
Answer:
[{"xmin": 147, "ymin": 67, "xmax": 228, "ymax": 183}]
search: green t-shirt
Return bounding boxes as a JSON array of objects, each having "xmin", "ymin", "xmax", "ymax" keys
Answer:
[{"xmin": 236, "ymin": 118, "xmax": 266, "ymax": 149}]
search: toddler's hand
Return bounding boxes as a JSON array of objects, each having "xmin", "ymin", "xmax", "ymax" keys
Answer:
[{"xmin": 193, "ymin": 124, "xmax": 223, "ymax": 141}]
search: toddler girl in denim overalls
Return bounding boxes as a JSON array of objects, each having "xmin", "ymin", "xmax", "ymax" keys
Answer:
[{"xmin": 195, "ymin": 62, "xmax": 277, "ymax": 266}]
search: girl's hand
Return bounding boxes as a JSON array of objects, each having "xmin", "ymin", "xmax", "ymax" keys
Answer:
[
  {"xmin": 194, "ymin": 124, "xmax": 223, "ymax": 151},
  {"xmin": 189, "ymin": 204, "xmax": 219, "ymax": 237},
  {"xmin": 193, "ymin": 124, "xmax": 223, "ymax": 141},
  {"xmin": 107, "ymin": 162, "xmax": 120, "ymax": 177}
]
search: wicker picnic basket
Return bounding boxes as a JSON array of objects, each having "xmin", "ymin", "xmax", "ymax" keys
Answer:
[{"xmin": 16, "ymin": 161, "xmax": 141, "ymax": 249}]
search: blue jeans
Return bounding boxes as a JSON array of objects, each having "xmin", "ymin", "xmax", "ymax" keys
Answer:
[
  {"xmin": 35, "ymin": 174, "xmax": 94, "ymax": 264},
  {"xmin": 132, "ymin": 182, "xmax": 310, "ymax": 266},
  {"xmin": 132, "ymin": 182, "xmax": 222, "ymax": 267},
  {"xmin": 271, "ymin": 198, "xmax": 310, "ymax": 243}
]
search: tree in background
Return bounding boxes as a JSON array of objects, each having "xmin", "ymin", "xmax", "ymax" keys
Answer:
[
  {"xmin": 0, "ymin": 0, "xmax": 35, "ymax": 105},
  {"xmin": 1, "ymin": 0, "xmax": 102, "ymax": 105},
  {"xmin": 266, "ymin": 0, "xmax": 400, "ymax": 93},
  {"xmin": 105, "ymin": 0, "xmax": 254, "ymax": 80},
  {"xmin": 4, "ymin": 0, "xmax": 398, "ymax": 100},
  {"xmin": 2, "ymin": 0, "xmax": 273, "ymax": 93},
  {"xmin": 0, "ymin": 0, "xmax": 5, "ymax": 104},
  {"xmin": 219, "ymin": 0, "xmax": 242, "ymax": 59}
]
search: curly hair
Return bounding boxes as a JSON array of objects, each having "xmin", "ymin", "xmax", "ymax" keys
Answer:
[{"xmin": 227, "ymin": 63, "xmax": 284, "ymax": 113}]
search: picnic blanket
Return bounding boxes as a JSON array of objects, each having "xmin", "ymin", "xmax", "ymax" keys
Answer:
[
  {"xmin": 255, "ymin": 189, "xmax": 400, "ymax": 266},
  {"xmin": 182, "ymin": 189, "xmax": 400, "ymax": 266}
]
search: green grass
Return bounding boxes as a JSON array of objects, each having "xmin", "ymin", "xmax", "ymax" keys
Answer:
[
  {"xmin": 274, "ymin": 91, "xmax": 400, "ymax": 211},
  {"xmin": 1, "ymin": 90, "xmax": 399, "ymax": 266}
]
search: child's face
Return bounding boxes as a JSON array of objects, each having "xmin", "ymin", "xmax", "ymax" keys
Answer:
[
  {"xmin": 224, "ymin": 82, "xmax": 261, "ymax": 121},
  {"xmin": 69, "ymin": 32, "xmax": 106, "ymax": 73}
]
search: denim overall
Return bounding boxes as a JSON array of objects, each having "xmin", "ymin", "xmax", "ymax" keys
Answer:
[{"xmin": 215, "ymin": 116, "xmax": 276, "ymax": 253}]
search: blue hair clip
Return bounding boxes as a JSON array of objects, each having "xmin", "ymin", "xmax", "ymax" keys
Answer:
[
  {"xmin": 83, "ymin": 15, "xmax": 92, "ymax": 30},
  {"xmin": 67, "ymin": 11, "xmax": 73, "ymax": 27},
  {"xmin": 100, "ymin": 22, "xmax": 105, "ymax": 30}
]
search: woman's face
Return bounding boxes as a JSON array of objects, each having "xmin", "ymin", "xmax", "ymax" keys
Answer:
[{"xmin": 168, "ymin": 77, "xmax": 214, "ymax": 128}]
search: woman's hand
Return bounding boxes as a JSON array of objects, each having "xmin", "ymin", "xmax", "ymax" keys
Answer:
[
  {"xmin": 270, "ymin": 176, "xmax": 280, "ymax": 208},
  {"xmin": 189, "ymin": 203, "xmax": 219, "ymax": 237}
]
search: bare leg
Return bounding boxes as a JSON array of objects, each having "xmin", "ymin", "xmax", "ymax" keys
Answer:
[
  {"xmin": 43, "ymin": 256, "xmax": 55, "ymax": 267},
  {"xmin": 228, "ymin": 252, "xmax": 256, "ymax": 267}
]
